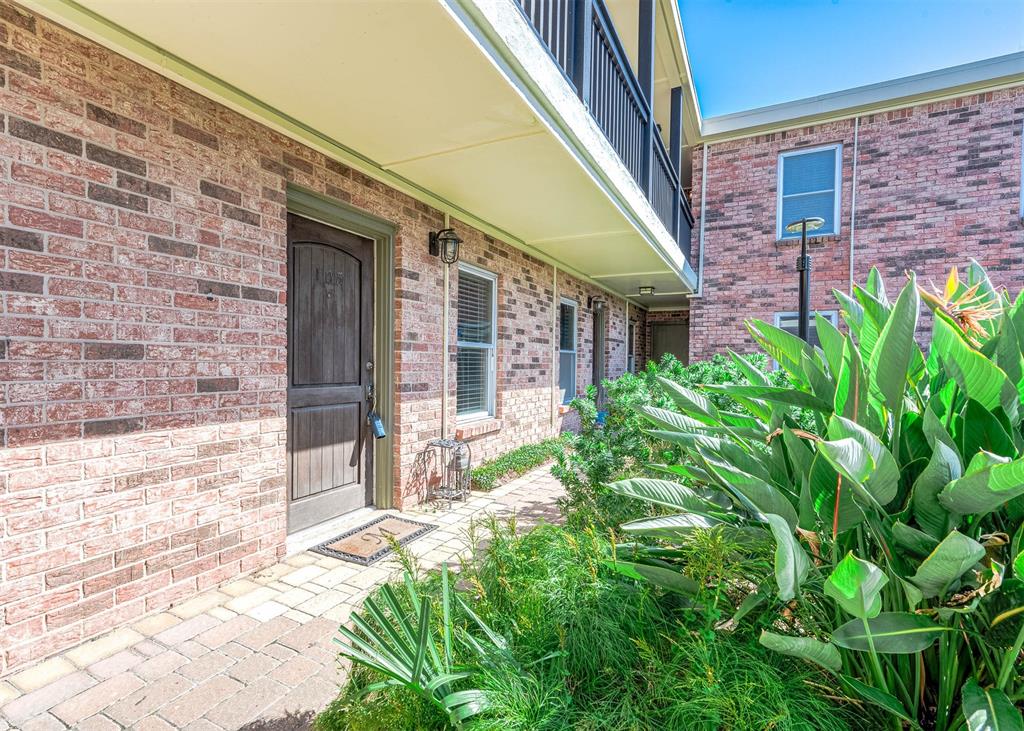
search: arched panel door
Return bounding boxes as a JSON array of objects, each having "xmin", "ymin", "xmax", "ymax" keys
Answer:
[{"xmin": 287, "ymin": 214, "xmax": 374, "ymax": 532}]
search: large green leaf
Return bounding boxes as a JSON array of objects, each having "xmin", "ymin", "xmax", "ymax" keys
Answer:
[
  {"xmin": 620, "ymin": 513, "xmax": 722, "ymax": 537},
  {"xmin": 764, "ymin": 513, "xmax": 809, "ymax": 601},
  {"xmin": 818, "ymin": 438, "xmax": 890, "ymax": 512},
  {"xmin": 637, "ymin": 406, "xmax": 709, "ymax": 434},
  {"xmin": 831, "ymin": 612, "xmax": 947, "ymax": 654},
  {"xmin": 962, "ymin": 678, "xmax": 1024, "ymax": 731},
  {"xmin": 867, "ymin": 274, "xmax": 920, "ymax": 423},
  {"xmin": 809, "ymin": 451, "xmax": 865, "ymax": 534},
  {"xmin": 909, "ymin": 531, "xmax": 985, "ymax": 599},
  {"xmin": 703, "ymin": 457, "xmax": 799, "ymax": 530},
  {"xmin": 912, "ymin": 440, "xmax": 962, "ymax": 539},
  {"xmin": 605, "ymin": 478, "xmax": 725, "ymax": 515},
  {"xmin": 824, "ymin": 415, "xmax": 900, "ymax": 505},
  {"xmin": 816, "ymin": 313, "xmax": 846, "ymax": 377},
  {"xmin": 939, "ymin": 454, "xmax": 1024, "ymax": 516},
  {"xmin": 957, "ymin": 399, "xmax": 1016, "ymax": 461},
  {"xmin": 824, "ymin": 552, "xmax": 888, "ymax": 619},
  {"xmin": 839, "ymin": 675, "xmax": 917, "ymax": 727},
  {"xmin": 747, "ymin": 320, "xmax": 812, "ymax": 379},
  {"xmin": 933, "ymin": 315, "xmax": 1018, "ymax": 420},
  {"xmin": 704, "ymin": 384, "xmax": 833, "ymax": 413},
  {"xmin": 657, "ymin": 377, "xmax": 720, "ymax": 424},
  {"xmin": 759, "ymin": 631, "xmax": 842, "ymax": 672},
  {"xmin": 834, "ymin": 340, "xmax": 876, "ymax": 431},
  {"xmin": 892, "ymin": 522, "xmax": 940, "ymax": 558},
  {"xmin": 605, "ymin": 559, "xmax": 700, "ymax": 596}
]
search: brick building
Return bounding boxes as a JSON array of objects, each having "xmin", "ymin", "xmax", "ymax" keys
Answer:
[
  {"xmin": 0, "ymin": 0, "xmax": 1021, "ymax": 679},
  {"xmin": 0, "ymin": 0, "xmax": 696, "ymax": 673},
  {"xmin": 683, "ymin": 60, "xmax": 1024, "ymax": 360}
]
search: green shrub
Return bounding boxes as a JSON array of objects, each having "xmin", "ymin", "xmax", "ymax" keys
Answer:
[
  {"xmin": 553, "ymin": 353, "xmax": 796, "ymax": 533},
  {"xmin": 603, "ymin": 263, "xmax": 1024, "ymax": 730},
  {"xmin": 318, "ymin": 519, "xmax": 861, "ymax": 730},
  {"xmin": 469, "ymin": 438, "xmax": 565, "ymax": 491}
]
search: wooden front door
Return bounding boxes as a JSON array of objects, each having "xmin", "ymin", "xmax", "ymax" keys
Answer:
[{"xmin": 287, "ymin": 214, "xmax": 374, "ymax": 533}]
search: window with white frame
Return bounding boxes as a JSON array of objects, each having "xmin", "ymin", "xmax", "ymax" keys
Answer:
[
  {"xmin": 777, "ymin": 144, "xmax": 842, "ymax": 240},
  {"xmin": 774, "ymin": 310, "xmax": 838, "ymax": 350},
  {"xmin": 558, "ymin": 298, "xmax": 577, "ymax": 404},
  {"xmin": 456, "ymin": 264, "xmax": 496, "ymax": 418}
]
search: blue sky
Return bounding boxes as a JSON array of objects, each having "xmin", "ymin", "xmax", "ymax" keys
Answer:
[{"xmin": 678, "ymin": 0, "xmax": 1024, "ymax": 117}]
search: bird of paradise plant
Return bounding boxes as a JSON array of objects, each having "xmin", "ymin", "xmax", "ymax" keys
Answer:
[{"xmin": 603, "ymin": 261, "xmax": 1024, "ymax": 730}]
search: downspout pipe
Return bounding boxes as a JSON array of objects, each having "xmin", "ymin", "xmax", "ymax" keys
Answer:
[
  {"xmin": 441, "ymin": 212, "xmax": 451, "ymax": 439},
  {"xmin": 692, "ymin": 143, "xmax": 709, "ymax": 297},
  {"xmin": 848, "ymin": 117, "xmax": 860, "ymax": 294}
]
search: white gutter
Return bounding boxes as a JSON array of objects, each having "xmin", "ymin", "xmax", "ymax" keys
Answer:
[
  {"xmin": 848, "ymin": 117, "xmax": 860, "ymax": 294},
  {"xmin": 550, "ymin": 264, "xmax": 558, "ymax": 428},
  {"xmin": 441, "ymin": 213, "xmax": 451, "ymax": 440},
  {"xmin": 691, "ymin": 143, "xmax": 709, "ymax": 298}
]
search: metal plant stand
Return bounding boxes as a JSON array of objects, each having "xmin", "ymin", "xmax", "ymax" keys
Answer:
[{"xmin": 426, "ymin": 438, "xmax": 472, "ymax": 509}]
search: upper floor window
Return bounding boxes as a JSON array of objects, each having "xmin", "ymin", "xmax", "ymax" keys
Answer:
[
  {"xmin": 457, "ymin": 264, "xmax": 497, "ymax": 419},
  {"xmin": 558, "ymin": 298, "xmax": 577, "ymax": 404},
  {"xmin": 777, "ymin": 144, "xmax": 842, "ymax": 240}
]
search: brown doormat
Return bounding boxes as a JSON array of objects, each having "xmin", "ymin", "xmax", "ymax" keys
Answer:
[{"xmin": 310, "ymin": 515, "xmax": 437, "ymax": 566}]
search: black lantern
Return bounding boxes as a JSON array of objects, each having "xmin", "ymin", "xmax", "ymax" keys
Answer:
[
  {"xmin": 784, "ymin": 216, "xmax": 825, "ymax": 342},
  {"xmin": 429, "ymin": 228, "xmax": 461, "ymax": 265}
]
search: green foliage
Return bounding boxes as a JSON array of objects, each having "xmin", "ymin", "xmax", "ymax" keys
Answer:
[
  {"xmin": 469, "ymin": 438, "xmax": 566, "ymax": 491},
  {"xmin": 319, "ymin": 519, "xmax": 858, "ymax": 730},
  {"xmin": 602, "ymin": 262, "xmax": 1024, "ymax": 730},
  {"xmin": 553, "ymin": 353, "xmax": 797, "ymax": 533}
]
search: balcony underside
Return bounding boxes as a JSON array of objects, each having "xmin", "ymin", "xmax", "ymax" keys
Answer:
[{"xmin": 32, "ymin": 0, "xmax": 694, "ymax": 308}]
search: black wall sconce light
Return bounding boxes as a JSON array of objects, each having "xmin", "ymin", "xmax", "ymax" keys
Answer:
[
  {"xmin": 638, "ymin": 286, "xmax": 655, "ymax": 296},
  {"xmin": 429, "ymin": 228, "xmax": 462, "ymax": 265},
  {"xmin": 587, "ymin": 296, "xmax": 606, "ymax": 311}
]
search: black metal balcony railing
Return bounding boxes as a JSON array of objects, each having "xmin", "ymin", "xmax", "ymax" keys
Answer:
[{"xmin": 517, "ymin": 0, "xmax": 694, "ymax": 263}]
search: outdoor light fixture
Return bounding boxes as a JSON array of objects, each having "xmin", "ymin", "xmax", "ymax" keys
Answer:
[
  {"xmin": 784, "ymin": 216, "xmax": 825, "ymax": 342},
  {"xmin": 638, "ymin": 286, "xmax": 655, "ymax": 296},
  {"xmin": 429, "ymin": 228, "xmax": 462, "ymax": 265}
]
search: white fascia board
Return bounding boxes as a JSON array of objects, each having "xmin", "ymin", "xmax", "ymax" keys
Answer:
[{"xmin": 699, "ymin": 52, "xmax": 1024, "ymax": 142}]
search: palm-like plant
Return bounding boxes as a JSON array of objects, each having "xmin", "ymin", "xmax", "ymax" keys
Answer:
[
  {"xmin": 334, "ymin": 564, "xmax": 512, "ymax": 728},
  {"xmin": 606, "ymin": 262, "xmax": 1024, "ymax": 730}
]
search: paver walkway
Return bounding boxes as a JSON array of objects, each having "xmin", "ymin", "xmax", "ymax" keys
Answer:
[{"xmin": 0, "ymin": 468, "xmax": 564, "ymax": 730}]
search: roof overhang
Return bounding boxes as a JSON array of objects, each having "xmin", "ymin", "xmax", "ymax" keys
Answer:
[{"xmin": 24, "ymin": 0, "xmax": 696, "ymax": 308}]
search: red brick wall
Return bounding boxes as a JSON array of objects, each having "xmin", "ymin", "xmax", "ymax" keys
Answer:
[
  {"xmin": 688, "ymin": 86, "xmax": 1024, "ymax": 360},
  {"xmin": 0, "ymin": 2, "xmax": 631, "ymax": 673}
]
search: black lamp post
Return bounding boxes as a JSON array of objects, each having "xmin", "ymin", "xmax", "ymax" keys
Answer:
[{"xmin": 784, "ymin": 216, "xmax": 825, "ymax": 342}]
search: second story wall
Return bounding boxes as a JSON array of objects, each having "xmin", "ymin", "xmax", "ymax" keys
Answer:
[{"xmin": 688, "ymin": 85, "xmax": 1024, "ymax": 360}]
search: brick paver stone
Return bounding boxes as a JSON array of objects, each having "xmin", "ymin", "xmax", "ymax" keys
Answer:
[
  {"xmin": 193, "ymin": 614, "xmax": 258, "ymax": 650},
  {"xmin": 226, "ymin": 651, "xmax": 281, "ymax": 683},
  {"xmin": 176, "ymin": 651, "xmax": 234, "ymax": 682},
  {"xmin": 7, "ymin": 657, "xmax": 77, "ymax": 693},
  {"xmin": 203, "ymin": 675, "xmax": 287, "ymax": 729},
  {"xmin": 152, "ymin": 614, "xmax": 220, "ymax": 646},
  {"xmin": 1, "ymin": 672, "xmax": 96, "ymax": 727},
  {"xmin": 75, "ymin": 714, "xmax": 121, "ymax": 731},
  {"xmin": 235, "ymin": 615, "xmax": 298, "ymax": 651},
  {"xmin": 87, "ymin": 650, "xmax": 143, "ymax": 679},
  {"xmin": 159, "ymin": 674, "xmax": 243, "ymax": 727},
  {"xmin": 50, "ymin": 672, "xmax": 145, "ymax": 725},
  {"xmin": 65, "ymin": 629, "xmax": 144, "ymax": 668},
  {"xmin": 134, "ymin": 650, "xmax": 189, "ymax": 681},
  {"xmin": 105, "ymin": 674, "xmax": 192, "ymax": 726}
]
